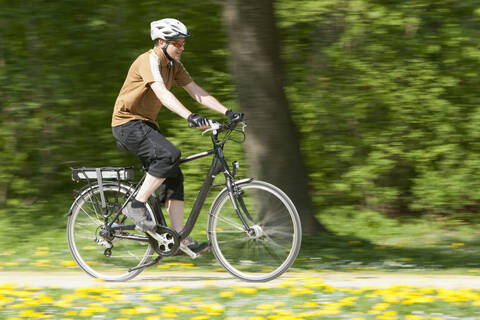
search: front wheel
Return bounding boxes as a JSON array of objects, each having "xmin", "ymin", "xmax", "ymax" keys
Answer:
[{"xmin": 207, "ymin": 180, "xmax": 302, "ymax": 282}]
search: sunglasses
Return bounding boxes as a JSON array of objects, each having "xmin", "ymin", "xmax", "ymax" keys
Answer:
[{"xmin": 170, "ymin": 40, "xmax": 186, "ymax": 49}]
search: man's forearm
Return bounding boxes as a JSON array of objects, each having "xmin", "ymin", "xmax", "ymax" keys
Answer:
[
  {"xmin": 185, "ymin": 82, "xmax": 228, "ymax": 115},
  {"xmin": 197, "ymin": 95, "xmax": 228, "ymax": 115},
  {"xmin": 150, "ymin": 81, "xmax": 191, "ymax": 119}
]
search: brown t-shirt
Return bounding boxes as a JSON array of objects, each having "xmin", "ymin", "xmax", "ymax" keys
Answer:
[{"xmin": 111, "ymin": 46, "xmax": 193, "ymax": 127}]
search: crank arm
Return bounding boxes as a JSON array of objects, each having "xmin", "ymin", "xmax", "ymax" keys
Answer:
[
  {"xmin": 179, "ymin": 243, "xmax": 200, "ymax": 259},
  {"xmin": 146, "ymin": 230, "xmax": 171, "ymax": 247}
]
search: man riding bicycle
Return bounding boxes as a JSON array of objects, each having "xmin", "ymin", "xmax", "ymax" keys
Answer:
[{"xmin": 111, "ymin": 18, "xmax": 241, "ymax": 253}]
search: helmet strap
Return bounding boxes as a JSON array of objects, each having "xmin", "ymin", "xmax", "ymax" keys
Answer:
[{"xmin": 162, "ymin": 41, "xmax": 175, "ymax": 67}]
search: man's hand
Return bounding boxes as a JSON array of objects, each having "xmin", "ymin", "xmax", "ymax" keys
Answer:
[
  {"xmin": 187, "ymin": 113, "xmax": 209, "ymax": 129},
  {"xmin": 225, "ymin": 109, "xmax": 244, "ymax": 122}
]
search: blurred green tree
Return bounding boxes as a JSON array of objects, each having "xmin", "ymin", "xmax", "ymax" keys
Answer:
[{"xmin": 3, "ymin": 0, "xmax": 480, "ymax": 234}]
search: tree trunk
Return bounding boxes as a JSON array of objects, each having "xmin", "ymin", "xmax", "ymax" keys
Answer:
[{"xmin": 222, "ymin": 0, "xmax": 326, "ymax": 234}]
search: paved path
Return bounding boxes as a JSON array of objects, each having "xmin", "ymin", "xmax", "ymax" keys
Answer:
[{"xmin": 1, "ymin": 271, "xmax": 480, "ymax": 289}]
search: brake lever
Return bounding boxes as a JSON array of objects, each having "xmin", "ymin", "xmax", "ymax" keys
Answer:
[
  {"xmin": 240, "ymin": 121, "xmax": 247, "ymax": 132},
  {"xmin": 201, "ymin": 120, "xmax": 221, "ymax": 135}
]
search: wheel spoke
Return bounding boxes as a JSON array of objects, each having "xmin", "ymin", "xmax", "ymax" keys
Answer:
[
  {"xmin": 209, "ymin": 212, "xmax": 245, "ymax": 231},
  {"xmin": 209, "ymin": 181, "xmax": 301, "ymax": 282},
  {"xmin": 68, "ymin": 184, "xmax": 155, "ymax": 281},
  {"xmin": 78, "ymin": 205, "xmax": 103, "ymax": 227}
]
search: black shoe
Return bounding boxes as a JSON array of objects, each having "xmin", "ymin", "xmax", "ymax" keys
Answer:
[
  {"xmin": 188, "ymin": 241, "xmax": 209, "ymax": 254},
  {"xmin": 123, "ymin": 202, "xmax": 156, "ymax": 232},
  {"xmin": 175, "ymin": 237, "xmax": 209, "ymax": 255}
]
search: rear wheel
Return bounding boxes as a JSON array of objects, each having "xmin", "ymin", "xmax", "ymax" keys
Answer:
[
  {"xmin": 208, "ymin": 180, "xmax": 302, "ymax": 282},
  {"xmin": 67, "ymin": 183, "xmax": 155, "ymax": 281}
]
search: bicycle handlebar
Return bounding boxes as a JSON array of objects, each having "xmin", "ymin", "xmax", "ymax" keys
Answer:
[
  {"xmin": 201, "ymin": 117, "xmax": 245, "ymax": 136},
  {"xmin": 188, "ymin": 114, "xmax": 245, "ymax": 135}
]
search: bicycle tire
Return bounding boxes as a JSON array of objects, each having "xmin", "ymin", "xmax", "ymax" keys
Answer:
[
  {"xmin": 207, "ymin": 180, "xmax": 302, "ymax": 282},
  {"xmin": 67, "ymin": 182, "xmax": 155, "ymax": 281}
]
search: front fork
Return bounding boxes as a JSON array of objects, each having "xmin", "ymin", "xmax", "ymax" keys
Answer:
[{"xmin": 225, "ymin": 176, "xmax": 255, "ymax": 232}]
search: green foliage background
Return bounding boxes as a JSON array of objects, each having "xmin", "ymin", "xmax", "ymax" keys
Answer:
[{"xmin": 2, "ymin": 0, "xmax": 480, "ymax": 231}]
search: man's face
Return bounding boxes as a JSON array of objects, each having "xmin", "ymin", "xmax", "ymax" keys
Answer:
[{"xmin": 163, "ymin": 38, "xmax": 186, "ymax": 61}]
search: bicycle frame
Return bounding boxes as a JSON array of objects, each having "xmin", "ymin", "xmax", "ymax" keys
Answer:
[
  {"xmin": 167, "ymin": 132, "xmax": 245, "ymax": 240},
  {"xmin": 102, "ymin": 128, "xmax": 249, "ymax": 242}
]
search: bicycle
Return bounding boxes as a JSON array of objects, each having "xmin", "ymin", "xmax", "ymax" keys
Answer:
[{"xmin": 66, "ymin": 118, "xmax": 302, "ymax": 282}]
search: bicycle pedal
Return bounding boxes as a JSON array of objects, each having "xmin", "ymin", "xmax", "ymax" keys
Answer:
[{"xmin": 179, "ymin": 243, "xmax": 200, "ymax": 259}]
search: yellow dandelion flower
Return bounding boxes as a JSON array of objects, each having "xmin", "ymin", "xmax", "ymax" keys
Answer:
[
  {"xmin": 60, "ymin": 261, "xmax": 77, "ymax": 267},
  {"xmin": 288, "ymin": 287, "xmax": 314, "ymax": 295},
  {"xmin": 33, "ymin": 251, "xmax": 49, "ymax": 256},
  {"xmin": 279, "ymin": 281, "xmax": 294, "ymax": 288},
  {"xmin": 299, "ymin": 301, "xmax": 318, "ymax": 308},
  {"xmin": 2, "ymin": 262, "xmax": 19, "ymax": 266},
  {"xmin": 0, "ymin": 296, "xmax": 14, "ymax": 305},
  {"xmin": 161, "ymin": 304, "xmax": 178, "ymax": 313},
  {"xmin": 120, "ymin": 308, "xmax": 140, "ymax": 315},
  {"xmin": 141, "ymin": 294, "xmax": 163, "ymax": 302},
  {"xmin": 19, "ymin": 309, "xmax": 53, "ymax": 318},
  {"xmin": 140, "ymin": 285, "xmax": 164, "ymax": 291},
  {"xmin": 451, "ymin": 242, "xmax": 465, "ymax": 247},
  {"xmin": 54, "ymin": 300, "xmax": 72, "ymax": 308},
  {"xmin": 198, "ymin": 303, "xmax": 225, "ymax": 312},
  {"xmin": 405, "ymin": 315, "xmax": 426, "ymax": 320},
  {"xmin": 235, "ymin": 287, "xmax": 258, "ymax": 294},
  {"xmin": 220, "ymin": 291, "xmax": 234, "ymax": 297},
  {"xmin": 162, "ymin": 312, "xmax": 178, "ymax": 318},
  {"xmin": 167, "ymin": 286, "xmax": 183, "ymax": 292},
  {"xmin": 135, "ymin": 306, "xmax": 155, "ymax": 313}
]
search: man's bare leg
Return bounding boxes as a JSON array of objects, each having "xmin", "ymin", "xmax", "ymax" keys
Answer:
[
  {"xmin": 166, "ymin": 199, "xmax": 184, "ymax": 233},
  {"xmin": 123, "ymin": 173, "xmax": 165, "ymax": 232},
  {"xmin": 166, "ymin": 198, "xmax": 207, "ymax": 252},
  {"xmin": 135, "ymin": 173, "xmax": 165, "ymax": 202}
]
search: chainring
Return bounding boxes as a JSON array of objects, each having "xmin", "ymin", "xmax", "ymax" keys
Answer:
[{"xmin": 147, "ymin": 226, "xmax": 180, "ymax": 256}]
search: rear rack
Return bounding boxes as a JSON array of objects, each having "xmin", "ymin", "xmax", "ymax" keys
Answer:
[
  {"xmin": 71, "ymin": 166, "xmax": 135, "ymax": 217},
  {"xmin": 71, "ymin": 167, "xmax": 134, "ymax": 183}
]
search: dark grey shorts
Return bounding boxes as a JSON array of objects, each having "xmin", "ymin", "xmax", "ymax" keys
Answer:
[{"xmin": 112, "ymin": 120, "xmax": 184, "ymax": 202}]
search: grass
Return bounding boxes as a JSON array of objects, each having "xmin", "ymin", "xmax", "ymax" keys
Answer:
[
  {"xmin": 1, "ymin": 276, "xmax": 480, "ymax": 319},
  {"xmin": 1, "ymin": 206, "xmax": 480, "ymax": 274},
  {"xmin": 2, "ymin": 205, "xmax": 480, "ymax": 319}
]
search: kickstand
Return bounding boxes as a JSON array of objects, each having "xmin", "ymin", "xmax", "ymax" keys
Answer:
[{"xmin": 128, "ymin": 255, "xmax": 162, "ymax": 272}]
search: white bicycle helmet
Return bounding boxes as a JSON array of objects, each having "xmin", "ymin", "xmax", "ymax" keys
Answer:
[{"xmin": 150, "ymin": 18, "xmax": 190, "ymax": 41}]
